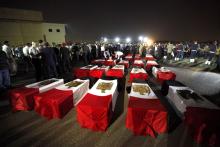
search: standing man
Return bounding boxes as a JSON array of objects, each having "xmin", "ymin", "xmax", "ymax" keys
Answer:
[
  {"xmin": 60, "ymin": 43, "xmax": 71, "ymax": 73},
  {"xmin": 101, "ymin": 44, "xmax": 105, "ymax": 59},
  {"xmin": 0, "ymin": 46, "xmax": 11, "ymax": 92},
  {"xmin": 190, "ymin": 41, "xmax": 198, "ymax": 63},
  {"xmin": 2, "ymin": 41, "xmax": 17, "ymax": 76},
  {"xmin": 167, "ymin": 42, "xmax": 174, "ymax": 60},
  {"xmin": 41, "ymin": 42, "xmax": 58, "ymax": 78},
  {"xmin": 82, "ymin": 43, "xmax": 89, "ymax": 65},
  {"xmin": 22, "ymin": 43, "xmax": 32, "ymax": 72},
  {"xmin": 29, "ymin": 42, "xmax": 42, "ymax": 81},
  {"xmin": 205, "ymin": 41, "xmax": 217, "ymax": 65}
]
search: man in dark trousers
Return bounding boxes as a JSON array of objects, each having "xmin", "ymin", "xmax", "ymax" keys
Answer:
[
  {"xmin": 60, "ymin": 43, "xmax": 71, "ymax": 73},
  {"xmin": 82, "ymin": 44, "xmax": 89, "ymax": 65},
  {"xmin": 0, "ymin": 46, "xmax": 11, "ymax": 92},
  {"xmin": 41, "ymin": 42, "xmax": 58, "ymax": 79}
]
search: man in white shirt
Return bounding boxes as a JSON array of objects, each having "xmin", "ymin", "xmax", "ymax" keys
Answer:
[
  {"xmin": 101, "ymin": 44, "xmax": 105, "ymax": 58},
  {"xmin": 2, "ymin": 41, "xmax": 17, "ymax": 76},
  {"xmin": 2, "ymin": 41, "xmax": 13, "ymax": 58},
  {"xmin": 22, "ymin": 43, "xmax": 31, "ymax": 72}
]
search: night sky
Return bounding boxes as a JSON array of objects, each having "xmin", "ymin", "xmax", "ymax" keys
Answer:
[{"xmin": 1, "ymin": 0, "xmax": 220, "ymax": 41}]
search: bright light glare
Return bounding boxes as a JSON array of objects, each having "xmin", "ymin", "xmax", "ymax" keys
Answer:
[
  {"xmin": 147, "ymin": 39, "xmax": 153, "ymax": 46},
  {"xmin": 143, "ymin": 37, "xmax": 148, "ymax": 42},
  {"xmin": 126, "ymin": 37, "xmax": 131, "ymax": 43},
  {"xmin": 138, "ymin": 36, "xmax": 143, "ymax": 41},
  {"xmin": 115, "ymin": 37, "xmax": 120, "ymax": 42},
  {"xmin": 104, "ymin": 37, "xmax": 108, "ymax": 42}
]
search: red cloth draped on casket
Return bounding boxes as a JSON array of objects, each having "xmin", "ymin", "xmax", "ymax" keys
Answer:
[
  {"xmin": 145, "ymin": 56, "xmax": 155, "ymax": 61},
  {"xmin": 184, "ymin": 107, "xmax": 220, "ymax": 146},
  {"xmin": 157, "ymin": 71, "xmax": 176, "ymax": 84},
  {"xmin": 129, "ymin": 73, "xmax": 148, "ymax": 83},
  {"xmin": 106, "ymin": 69, "xmax": 124, "ymax": 78},
  {"xmin": 34, "ymin": 89, "xmax": 73, "ymax": 119},
  {"xmin": 126, "ymin": 97, "xmax": 168, "ymax": 137},
  {"xmin": 10, "ymin": 87, "xmax": 39, "ymax": 112},
  {"xmin": 91, "ymin": 60, "xmax": 105, "ymax": 65},
  {"xmin": 74, "ymin": 68, "xmax": 90, "ymax": 78},
  {"xmin": 133, "ymin": 63, "xmax": 144, "ymax": 68},
  {"xmin": 104, "ymin": 60, "xmax": 115, "ymax": 66},
  {"xmin": 146, "ymin": 62, "xmax": 158, "ymax": 71},
  {"xmin": 134, "ymin": 54, "xmax": 141, "ymax": 60},
  {"xmin": 76, "ymin": 93, "xmax": 113, "ymax": 131},
  {"xmin": 125, "ymin": 54, "xmax": 133, "ymax": 61},
  {"xmin": 89, "ymin": 69, "xmax": 105, "ymax": 78},
  {"xmin": 118, "ymin": 62, "xmax": 129, "ymax": 68}
]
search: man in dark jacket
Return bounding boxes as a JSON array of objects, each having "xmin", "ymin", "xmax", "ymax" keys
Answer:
[
  {"xmin": 0, "ymin": 47, "xmax": 11, "ymax": 91},
  {"xmin": 60, "ymin": 43, "xmax": 71, "ymax": 73},
  {"xmin": 41, "ymin": 42, "xmax": 58, "ymax": 78}
]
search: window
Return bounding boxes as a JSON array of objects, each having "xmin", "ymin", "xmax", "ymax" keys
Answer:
[
  {"xmin": 48, "ymin": 29, "xmax": 52, "ymax": 32},
  {"xmin": 56, "ymin": 29, "xmax": 60, "ymax": 32}
]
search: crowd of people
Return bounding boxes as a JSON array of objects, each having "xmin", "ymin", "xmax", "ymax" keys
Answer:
[{"xmin": 1, "ymin": 40, "xmax": 220, "ymax": 92}]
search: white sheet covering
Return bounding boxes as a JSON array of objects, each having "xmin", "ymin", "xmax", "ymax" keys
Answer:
[
  {"xmin": 25, "ymin": 78, "xmax": 64, "ymax": 93},
  {"xmin": 134, "ymin": 60, "xmax": 144, "ymax": 64},
  {"xmin": 112, "ymin": 65, "xmax": 125, "ymax": 75},
  {"xmin": 152, "ymin": 67, "xmax": 171, "ymax": 78},
  {"xmin": 56, "ymin": 79, "xmax": 89, "ymax": 105},
  {"xmin": 147, "ymin": 60, "xmax": 158, "ymax": 65},
  {"xmin": 146, "ymin": 54, "xmax": 153, "ymax": 58},
  {"xmin": 131, "ymin": 68, "xmax": 146, "ymax": 74},
  {"xmin": 80, "ymin": 65, "xmax": 98, "ymax": 70},
  {"xmin": 167, "ymin": 86, "xmax": 219, "ymax": 115},
  {"xmin": 129, "ymin": 83, "xmax": 157, "ymax": 99},
  {"xmin": 96, "ymin": 66, "xmax": 110, "ymax": 73},
  {"xmin": 89, "ymin": 79, "xmax": 118, "ymax": 111}
]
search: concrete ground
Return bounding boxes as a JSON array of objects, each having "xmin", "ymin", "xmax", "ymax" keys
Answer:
[{"xmin": 1, "ymin": 58, "xmax": 218, "ymax": 147}]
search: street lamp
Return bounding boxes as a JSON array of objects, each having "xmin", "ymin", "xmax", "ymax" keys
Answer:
[
  {"xmin": 143, "ymin": 37, "xmax": 148, "ymax": 42},
  {"xmin": 104, "ymin": 37, "xmax": 108, "ymax": 42},
  {"xmin": 138, "ymin": 36, "xmax": 143, "ymax": 41},
  {"xmin": 126, "ymin": 37, "xmax": 131, "ymax": 43},
  {"xmin": 115, "ymin": 37, "xmax": 120, "ymax": 43}
]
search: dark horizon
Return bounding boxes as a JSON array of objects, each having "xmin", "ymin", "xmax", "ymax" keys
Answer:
[{"xmin": 1, "ymin": 0, "xmax": 220, "ymax": 42}]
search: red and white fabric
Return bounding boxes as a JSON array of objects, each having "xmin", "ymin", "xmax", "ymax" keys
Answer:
[
  {"xmin": 134, "ymin": 54, "xmax": 141, "ymax": 60},
  {"xmin": 74, "ymin": 65, "xmax": 98, "ymax": 78},
  {"xmin": 34, "ymin": 79, "xmax": 89, "ymax": 119},
  {"xmin": 91, "ymin": 59, "xmax": 105, "ymax": 65},
  {"xmin": 145, "ymin": 54, "xmax": 155, "ymax": 61},
  {"xmin": 106, "ymin": 65, "xmax": 125, "ymax": 78},
  {"xmin": 146, "ymin": 60, "xmax": 158, "ymax": 70},
  {"xmin": 167, "ymin": 86, "xmax": 219, "ymax": 116},
  {"xmin": 34, "ymin": 89, "xmax": 73, "ymax": 119},
  {"xmin": 89, "ymin": 66, "xmax": 110, "ymax": 78},
  {"xmin": 125, "ymin": 54, "xmax": 133, "ymax": 61},
  {"xmin": 129, "ymin": 68, "xmax": 148, "ymax": 83},
  {"xmin": 167, "ymin": 86, "xmax": 220, "ymax": 146},
  {"xmin": 133, "ymin": 60, "xmax": 145, "ymax": 68},
  {"xmin": 26, "ymin": 78, "xmax": 64, "ymax": 93},
  {"xmin": 184, "ymin": 107, "xmax": 220, "ymax": 146},
  {"xmin": 104, "ymin": 59, "xmax": 116, "ymax": 66},
  {"xmin": 126, "ymin": 83, "xmax": 168, "ymax": 137},
  {"xmin": 56, "ymin": 79, "xmax": 89, "ymax": 105},
  {"xmin": 77, "ymin": 79, "xmax": 118, "ymax": 131},
  {"xmin": 10, "ymin": 78, "xmax": 64, "ymax": 112},
  {"xmin": 118, "ymin": 60, "xmax": 129, "ymax": 68},
  {"xmin": 152, "ymin": 67, "xmax": 176, "ymax": 83}
]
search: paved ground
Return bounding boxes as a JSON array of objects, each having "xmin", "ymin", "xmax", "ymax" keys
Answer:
[{"xmin": 1, "ymin": 58, "xmax": 219, "ymax": 147}]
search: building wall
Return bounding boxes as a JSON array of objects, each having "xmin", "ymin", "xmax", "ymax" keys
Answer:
[
  {"xmin": 42, "ymin": 23, "xmax": 66, "ymax": 44},
  {"xmin": 0, "ymin": 21, "xmax": 66, "ymax": 46}
]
